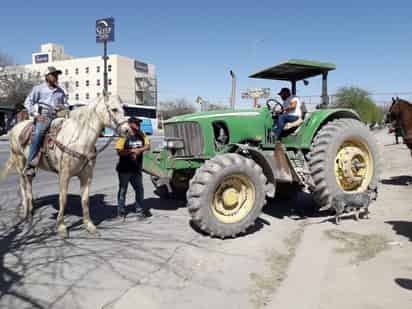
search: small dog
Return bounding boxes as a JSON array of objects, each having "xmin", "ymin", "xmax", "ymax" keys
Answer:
[{"xmin": 331, "ymin": 185, "xmax": 378, "ymax": 224}]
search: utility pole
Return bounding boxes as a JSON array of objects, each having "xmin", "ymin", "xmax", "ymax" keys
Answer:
[
  {"xmin": 103, "ymin": 41, "xmax": 108, "ymax": 96},
  {"xmin": 230, "ymin": 70, "xmax": 236, "ymax": 109}
]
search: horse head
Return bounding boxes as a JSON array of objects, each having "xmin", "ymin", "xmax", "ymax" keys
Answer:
[
  {"xmin": 97, "ymin": 95, "xmax": 130, "ymax": 136},
  {"xmin": 386, "ymin": 97, "xmax": 401, "ymax": 126}
]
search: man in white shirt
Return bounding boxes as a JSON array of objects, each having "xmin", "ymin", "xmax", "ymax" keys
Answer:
[{"xmin": 273, "ymin": 88, "xmax": 301, "ymax": 139}]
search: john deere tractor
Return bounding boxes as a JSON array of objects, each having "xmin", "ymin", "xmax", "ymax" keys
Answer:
[{"xmin": 144, "ymin": 59, "xmax": 380, "ymax": 238}]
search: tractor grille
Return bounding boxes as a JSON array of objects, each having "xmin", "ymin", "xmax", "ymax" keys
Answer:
[{"xmin": 164, "ymin": 122, "xmax": 204, "ymax": 157}]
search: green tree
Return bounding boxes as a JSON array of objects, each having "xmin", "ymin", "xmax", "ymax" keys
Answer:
[{"xmin": 334, "ymin": 86, "xmax": 383, "ymax": 124}]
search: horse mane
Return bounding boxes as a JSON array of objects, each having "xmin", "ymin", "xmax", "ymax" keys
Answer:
[
  {"xmin": 396, "ymin": 98, "xmax": 412, "ymax": 107},
  {"xmin": 69, "ymin": 97, "xmax": 102, "ymax": 125}
]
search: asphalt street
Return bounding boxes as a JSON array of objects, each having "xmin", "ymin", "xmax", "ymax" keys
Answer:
[{"xmin": 0, "ymin": 131, "xmax": 411, "ymax": 309}]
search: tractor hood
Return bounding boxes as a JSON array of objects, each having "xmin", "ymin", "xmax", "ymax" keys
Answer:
[{"xmin": 165, "ymin": 108, "xmax": 263, "ymax": 123}]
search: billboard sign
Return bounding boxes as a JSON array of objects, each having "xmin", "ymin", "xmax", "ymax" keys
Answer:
[
  {"xmin": 241, "ymin": 88, "xmax": 271, "ymax": 99},
  {"xmin": 34, "ymin": 54, "xmax": 49, "ymax": 64},
  {"xmin": 96, "ymin": 18, "xmax": 115, "ymax": 43},
  {"xmin": 134, "ymin": 60, "xmax": 149, "ymax": 73}
]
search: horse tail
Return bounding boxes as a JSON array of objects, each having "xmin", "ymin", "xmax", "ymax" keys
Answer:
[{"xmin": 0, "ymin": 152, "xmax": 16, "ymax": 181}]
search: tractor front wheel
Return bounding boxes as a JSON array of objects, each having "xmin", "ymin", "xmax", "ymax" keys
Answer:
[
  {"xmin": 187, "ymin": 153, "xmax": 267, "ymax": 238},
  {"xmin": 308, "ymin": 118, "xmax": 381, "ymax": 209}
]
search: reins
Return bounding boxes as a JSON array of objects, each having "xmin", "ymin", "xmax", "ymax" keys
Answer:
[{"xmin": 49, "ymin": 97, "xmax": 127, "ymax": 169}]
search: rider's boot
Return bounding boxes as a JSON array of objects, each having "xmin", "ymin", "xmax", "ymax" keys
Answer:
[{"xmin": 23, "ymin": 163, "xmax": 36, "ymax": 177}]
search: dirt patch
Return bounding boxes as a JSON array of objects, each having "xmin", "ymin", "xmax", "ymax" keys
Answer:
[
  {"xmin": 249, "ymin": 223, "xmax": 305, "ymax": 309},
  {"xmin": 325, "ymin": 229, "xmax": 390, "ymax": 264}
]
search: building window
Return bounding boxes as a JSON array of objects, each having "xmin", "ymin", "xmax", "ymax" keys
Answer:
[
  {"xmin": 86, "ymin": 93, "xmax": 90, "ymax": 100},
  {"xmin": 75, "ymin": 68, "xmax": 79, "ymax": 75},
  {"xmin": 28, "ymin": 73, "xmax": 32, "ymax": 79},
  {"xmin": 97, "ymin": 92, "xmax": 101, "ymax": 97},
  {"xmin": 19, "ymin": 73, "xmax": 23, "ymax": 79},
  {"xmin": 86, "ymin": 80, "xmax": 90, "ymax": 87},
  {"xmin": 64, "ymin": 82, "xmax": 69, "ymax": 90},
  {"xmin": 85, "ymin": 67, "xmax": 89, "ymax": 74},
  {"xmin": 75, "ymin": 94, "xmax": 79, "ymax": 100},
  {"xmin": 97, "ymin": 66, "xmax": 100, "ymax": 73},
  {"xmin": 108, "ymin": 79, "xmax": 112, "ymax": 85},
  {"xmin": 65, "ymin": 69, "xmax": 69, "ymax": 75},
  {"xmin": 67, "ymin": 94, "xmax": 69, "ymax": 99},
  {"xmin": 36, "ymin": 72, "xmax": 40, "ymax": 78},
  {"xmin": 75, "ymin": 81, "xmax": 79, "ymax": 87},
  {"xmin": 108, "ymin": 65, "xmax": 112, "ymax": 72},
  {"xmin": 96, "ymin": 79, "xmax": 100, "ymax": 86}
]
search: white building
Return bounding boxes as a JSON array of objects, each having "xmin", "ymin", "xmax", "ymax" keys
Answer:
[{"xmin": 0, "ymin": 43, "xmax": 157, "ymax": 106}]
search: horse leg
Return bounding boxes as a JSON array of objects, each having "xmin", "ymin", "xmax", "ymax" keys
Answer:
[
  {"xmin": 56, "ymin": 174, "xmax": 70, "ymax": 238},
  {"xmin": 79, "ymin": 172, "xmax": 96, "ymax": 234},
  {"xmin": 15, "ymin": 156, "xmax": 29, "ymax": 219},
  {"xmin": 25, "ymin": 175, "xmax": 34, "ymax": 222}
]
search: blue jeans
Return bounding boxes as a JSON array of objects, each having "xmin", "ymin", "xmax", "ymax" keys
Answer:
[
  {"xmin": 117, "ymin": 171, "xmax": 144, "ymax": 213},
  {"xmin": 273, "ymin": 114, "xmax": 299, "ymax": 138},
  {"xmin": 27, "ymin": 117, "xmax": 53, "ymax": 165}
]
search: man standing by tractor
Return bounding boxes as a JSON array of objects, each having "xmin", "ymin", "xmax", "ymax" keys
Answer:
[
  {"xmin": 115, "ymin": 117, "xmax": 151, "ymax": 220},
  {"xmin": 273, "ymin": 87, "xmax": 302, "ymax": 139},
  {"xmin": 23, "ymin": 66, "xmax": 68, "ymax": 177}
]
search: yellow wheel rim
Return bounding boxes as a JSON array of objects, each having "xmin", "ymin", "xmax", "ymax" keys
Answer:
[
  {"xmin": 212, "ymin": 174, "xmax": 256, "ymax": 224},
  {"xmin": 334, "ymin": 139, "xmax": 374, "ymax": 192}
]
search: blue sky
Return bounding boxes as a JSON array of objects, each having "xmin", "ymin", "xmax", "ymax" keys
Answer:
[{"xmin": 1, "ymin": 0, "xmax": 412, "ymax": 106}]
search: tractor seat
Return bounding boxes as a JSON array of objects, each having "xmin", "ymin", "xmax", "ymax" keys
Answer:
[{"xmin": 284, "ymin": 118, "xmax": 304, "ymax": 130}]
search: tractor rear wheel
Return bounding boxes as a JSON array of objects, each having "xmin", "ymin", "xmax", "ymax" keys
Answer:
[
  {"xmin": 187, "ymin": 153, "xmax": 267, "ymax": 238},
  {"xmin": 308, "ymin": 118, "xmax": 381, "ymax": 209}
]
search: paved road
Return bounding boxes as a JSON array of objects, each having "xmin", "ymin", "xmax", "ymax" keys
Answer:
[{"xmin": 0, "ymin": 131, "xmax": 411, "ymax": 309}]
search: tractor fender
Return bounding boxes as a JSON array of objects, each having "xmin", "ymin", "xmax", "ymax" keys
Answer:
[
  {"xmin": 302, "ymin": 109, "xmax": 360, "ymax": 148},
  {"xmin": 225, "ymin": 144, "xmax": 298, "ymax": 198}
]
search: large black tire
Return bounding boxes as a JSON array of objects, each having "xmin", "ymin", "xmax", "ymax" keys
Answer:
[
  {"xmin": 308, "ymin": 118, "xmax": 381, "ymax": 209},
  {"xmin": 187, "ymin": 153, "xmax": 267, "ymax": 238}
]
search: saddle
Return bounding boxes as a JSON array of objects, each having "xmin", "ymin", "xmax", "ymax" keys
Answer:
[{"xmin": 19, "ymin": 118, "xmax": 65, "ymax": 166}]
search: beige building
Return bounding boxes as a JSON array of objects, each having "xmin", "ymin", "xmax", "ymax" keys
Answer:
[{"xmin": 0, "ymin": 43, "xmax": 157, "ymax": 106}]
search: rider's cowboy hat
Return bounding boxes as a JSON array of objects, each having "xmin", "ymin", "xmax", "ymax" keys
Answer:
[
  {"xmin": 44, "ymin": 66, "xmax": 62, "ymax": 77},
  {"xmin": 277, "ymin": 87, "xmax": 291, "ymax": 95}
]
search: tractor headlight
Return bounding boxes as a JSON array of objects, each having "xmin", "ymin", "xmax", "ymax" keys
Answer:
[{"xmin": 165, "ymin": 139, "xmax": 185, "ymax": 150}]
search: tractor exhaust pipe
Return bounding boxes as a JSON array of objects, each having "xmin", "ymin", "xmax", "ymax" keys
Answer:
[{"xmin": 230, "ymin": 70, "xmax": 236, "ymax": 109}]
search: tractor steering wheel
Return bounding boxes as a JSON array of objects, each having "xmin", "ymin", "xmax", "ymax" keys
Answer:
[{"xmin": 266, "ymin": 99, "xmax": 283, "ymax": 114}]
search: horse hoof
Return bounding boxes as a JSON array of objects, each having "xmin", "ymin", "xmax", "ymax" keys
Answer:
[
  {"xmin": 86, "ymin": 222, "xmax": 97, "ymax": 234},
  {"xmin": 57, "ymin": 225, "xmax": 68, "ymax": 238}
]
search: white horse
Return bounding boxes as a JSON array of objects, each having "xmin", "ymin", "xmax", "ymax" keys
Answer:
[{"xmin": 1, "ymin": 96, "xmax": 130, "ymax": 237}]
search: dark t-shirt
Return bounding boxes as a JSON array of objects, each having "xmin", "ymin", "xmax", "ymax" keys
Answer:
[{"xmin": 115, "ymin": 132, "xmax": 148, "ymax": 173}]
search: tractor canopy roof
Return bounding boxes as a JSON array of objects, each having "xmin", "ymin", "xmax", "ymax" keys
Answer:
[{"xmin": 249, "ymin": 59, "xmax": 336, "ymax": 81}]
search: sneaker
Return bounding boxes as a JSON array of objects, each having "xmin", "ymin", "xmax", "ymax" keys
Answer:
[
  {"xmin": 23, "ymin": 166, "xmax": 36, "ymax": 177},
  {"xmin": 143, "ymin": 208, "xmax": 152, "ymax": 217},
  {"xmin": 136, "ymin": 211, "xmax": 150, "ymax": 222}
]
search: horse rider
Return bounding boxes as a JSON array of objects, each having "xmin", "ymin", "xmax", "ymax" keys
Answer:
[
  {"xmin": 115, "ymin": 117, "xmax": 151, "ymax": 220},
  {"xmin": 272, "ymin": 87, "xmax": 302, "ymax": 139},
  {"xmin": 23, "ymin": 66, "xmax": 68, "ymax": 177}
]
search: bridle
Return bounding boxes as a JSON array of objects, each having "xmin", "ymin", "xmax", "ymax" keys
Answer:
[{"xmin": 100, "ymin": 97, "xmax": 129, "ymax": 136}]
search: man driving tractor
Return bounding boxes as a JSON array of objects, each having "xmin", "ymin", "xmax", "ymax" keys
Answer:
[
  {"xmin": 272, "ymin": 87, "xmax": 302, "ymax": 139},
  {"xmin": 23, "ymin": 66, "xmax": 68, "ymax": 177}
]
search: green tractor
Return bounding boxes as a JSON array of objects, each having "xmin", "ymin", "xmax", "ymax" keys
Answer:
[{"xmin": 144, "ymin": 59, "xmax": 381, "ymax": 238}]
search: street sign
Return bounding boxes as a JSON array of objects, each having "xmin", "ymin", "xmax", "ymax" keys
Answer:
[{"xmin": 96, "ymin": 18, "xmax": 115, "ymax": 43}]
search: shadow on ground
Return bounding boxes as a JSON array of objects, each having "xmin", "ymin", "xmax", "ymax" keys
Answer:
[
  {"xmin": 34, "ymin": 193, "xmax": 117, "ymax": 226},
  {"xmin": 385, "ymin": 220, "xmax": 412, "ymax": 241},
  {"xmin": 380, "ymin": 176, "xmax": 412, "ymax": 186},
  {"xmin": 395, "ymin": 278, "xmax": 412, "ymax": 290}
]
